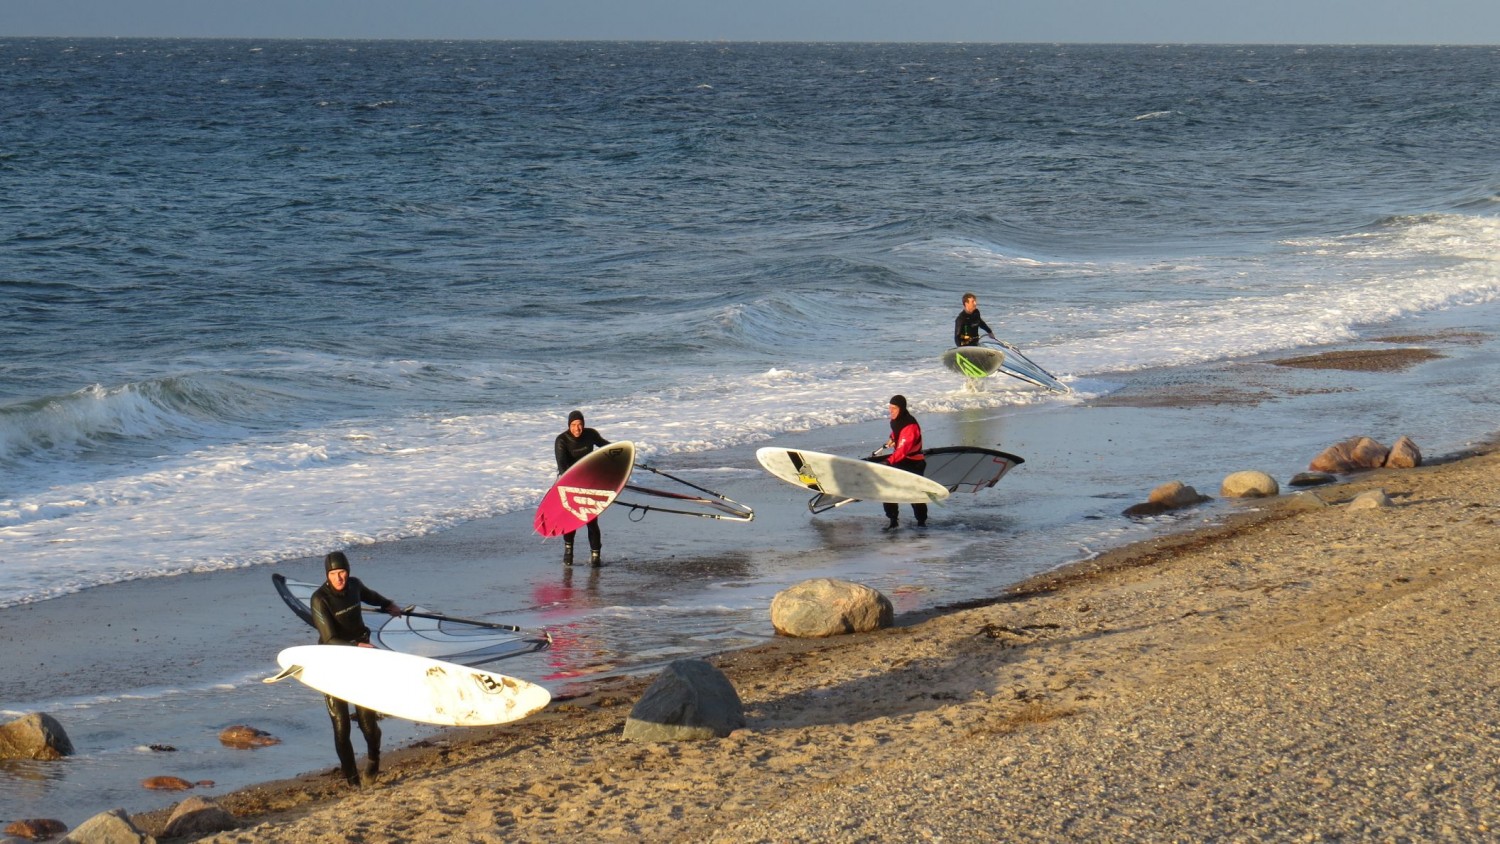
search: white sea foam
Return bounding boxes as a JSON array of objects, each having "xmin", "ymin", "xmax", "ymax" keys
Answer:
[{"xmin": 5, "ymin": 206, "xmax": 1497, "ymax": 609}]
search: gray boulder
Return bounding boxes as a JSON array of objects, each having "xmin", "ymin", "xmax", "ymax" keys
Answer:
[
  {"xmin": 1284, "ymin": 492, "xmax": 1330, "ymax": 512},
  {"xmin": 1220, "ymin": 470, "xmax": 1279, "ymax": 499},
  {"xmin": 1348, "ymin": 489, "xmax": 1392, "ymax": 510},
  {"xmin": 770, "ymin": 577, "xmax": 893, "ymax": 638},
  {"xmin": 59, "ymin": 810, "xmax": 153, "ymax": 844},
  {"xmin": 0, "ymin": 713, "xmax": 74, "ymax": 761},
  {"xmin": 161, "ymin": 797, "xmax": 236, "ymax": 838},
  {"xmin": 1288, "ymin": 471, "xmax": 1337, "ymax": 487},
  {"xmin": 622, "ymin": 659, "xmax": 745, "ymax": 743}
]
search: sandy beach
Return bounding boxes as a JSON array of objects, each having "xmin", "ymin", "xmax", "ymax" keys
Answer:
[{"xmin": 107, "ymin": 431, "xmax": 1500, "ymax": 842}]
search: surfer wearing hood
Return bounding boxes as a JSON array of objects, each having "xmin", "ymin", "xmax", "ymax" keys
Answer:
[
  {"xmin": 555, "ymin": 409, "xmax": 611, "ymax": 566},
  {"xmin": 881, "ymin": 395, "xmax": 927, "ymax": 530},
  {"xmin": 310, "ymin": 550, "xmax": 402, "ymax": 787},
  {"xmin": 954, "ymin": 292, "xmax": 997, "ymax": 347}
]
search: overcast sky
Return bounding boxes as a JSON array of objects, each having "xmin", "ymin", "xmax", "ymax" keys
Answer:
[{"xmin": 2, "ymin": 0, "xmax": 1497, "ymax": 44}]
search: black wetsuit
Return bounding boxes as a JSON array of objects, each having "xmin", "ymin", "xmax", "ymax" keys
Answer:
[
  {"xmin": 554, "ymin": 427, "xmax": 611, "ymax": 551},
  {"xmin": 954, "ymin": 309, "xmax": 993, "ymax": 347},
  {"xmin": 311, "ymin": 576, "xmax": 394, "ymax": 784}
]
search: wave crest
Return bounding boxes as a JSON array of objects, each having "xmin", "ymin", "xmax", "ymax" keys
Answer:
[{"xmin": 0, "ymin": 374, "xmax": 268, "ymax": 467}]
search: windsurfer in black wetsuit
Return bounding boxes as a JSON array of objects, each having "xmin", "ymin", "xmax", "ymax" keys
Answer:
[
  {"xmin": 310, "ymin": 550, "xmax": 402, "ymax": 787},
  {"xmin": 954, "ymin": 292, "xmax": 998, "ymax": 347},
  {"xmin": 554, "ymin": 409, "xmax": 611, "ymax": 566}
]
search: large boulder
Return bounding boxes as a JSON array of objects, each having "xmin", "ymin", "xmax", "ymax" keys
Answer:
[
  {"xmin": 161, "ymin": 797, "xmax": 237, "ymax": 839},
  {"xmin": 1384, "ymin": 435, "xmax": 1422, "ymax": 469},
  {"xmin": 0, "ymin": 713, "xmax": 74, "ymax": 761},
  {"xmin": 1220, "ymin": 470, "xmax": 1279, "ymax": 499},
  {"xmin": 58, "ymin": 809, "xmax": 153, "ymax": 844},
  {"xmin": 770, "ymin": 578, "xmax": 893, "ymax": 638},
  {"xmin": 622, "ymin": 660, "xmax": 745, "ymax": 743},
  {"xmin": 1309, "ymin": 437, "xmax": 1389, "ymax": 473},
  {"xmin": 1122, "ymin": 481, "xmax": 1210, "ymax": 516},
  {"xmin": 1148, "ymin": 481, "xmax": 1210, "ymax": 508}
]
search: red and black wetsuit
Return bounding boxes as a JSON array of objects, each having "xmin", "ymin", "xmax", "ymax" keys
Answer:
[
  {"xmin": 311, "ymin": 577, "xmax": 394, "ymax": 784},
  {"xmin": 884, "ymin": 411, "xmax": 928, "ymax": 525}
]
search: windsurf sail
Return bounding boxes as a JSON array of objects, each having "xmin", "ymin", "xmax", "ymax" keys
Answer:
[
  {"xmin": 617, "ymin": 463, "xmax": 755, "ymax": 522},
  {"xmin": 272, "ymin": 574, "xmax": 550, "ymax": 667},
  {"xmin": 807, "ymin": 446, "xmax": 1025, "ymax": 513},
  {"xmin": 982, "ymin": 339, "xmax": 1069, "ymax": 393}
]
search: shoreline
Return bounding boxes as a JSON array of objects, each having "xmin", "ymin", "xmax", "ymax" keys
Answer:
[{"xmin": 124, "ymin": 436, "xmax": 1500, "ymax": 841}]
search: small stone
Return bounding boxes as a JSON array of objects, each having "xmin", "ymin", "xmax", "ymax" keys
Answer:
[
  {"xmin": 218, "ymin": 725, "xmax": 281, "ymax": 748},
  {"xmin": 5, "ymin": 819, "xmax": 67, "ymax": 841},
  {"xmin": 1347, "ymin": 489, "xmax": 1392, "ymax": 510}
]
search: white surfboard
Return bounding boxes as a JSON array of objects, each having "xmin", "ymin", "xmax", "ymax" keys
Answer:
[
  {"xmin": 755, "ymin": 447, "xmax": 950, "ymax": 504},
  {"xmin": 268, "ymin": 645, "xmax": 551, "ymax": 727}
]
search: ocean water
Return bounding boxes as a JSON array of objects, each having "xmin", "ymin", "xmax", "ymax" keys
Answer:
[
  {"xmin": 4, "ymin": 39, "xmax": 1497, "ymax": 606},
  {"xmin": 2, "ymin": 39, "xmax": 1500, "ymax": 823}
]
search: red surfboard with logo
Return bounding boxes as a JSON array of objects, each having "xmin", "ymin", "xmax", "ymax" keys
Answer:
[{"xmin": 533, "ymin": 441, "xmax": 636, "ymax": 537}]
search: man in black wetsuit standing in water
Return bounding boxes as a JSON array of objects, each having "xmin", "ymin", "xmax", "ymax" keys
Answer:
[
  {"xmin": 310, "ymin": 550, "xmax": 403, "ymax": 787},
  {"xmin": 554, "ymin": 409, "xmax": 611, "ymax": 566},
  {"xmin": 954, "ymin": 292, "xmax": 998, "ymax": 347}
]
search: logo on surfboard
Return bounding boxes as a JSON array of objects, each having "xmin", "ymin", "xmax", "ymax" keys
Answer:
[
  {"xmin": 557, "ymin": 486, "xmax": 618, "ymax": 521},
  {"xmin": 786, "ymin": 451, "xmax": 825, "ymax": 492},
  {"xmin": 954, "ymin": 352, "xmax": 989, "ymax": 379}
]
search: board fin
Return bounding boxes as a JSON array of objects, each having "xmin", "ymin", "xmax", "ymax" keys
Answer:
[{"xmin": 262, "ymin": 664, "xmax": 304, "ymax": 684}]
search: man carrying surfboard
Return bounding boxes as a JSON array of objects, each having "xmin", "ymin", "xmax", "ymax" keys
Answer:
[
  {"xmin": 554, "ymin": 410, "xmax": 610, "ymax": 566},
  {"xmin": 881, "ymin": 395, "xmax": 928, "ymax": 530},
  {"xmin": 310, "ymin": 551, "xmax": 403, "ymax": 787},
  {"xmin": 954, "ymin": 292, "xmax": 998, "ymax": 347}
]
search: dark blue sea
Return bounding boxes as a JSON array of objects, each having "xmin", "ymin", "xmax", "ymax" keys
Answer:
[{"xmin": 2, "ymin": 40, "xmax": 1499, "ymax": 824}]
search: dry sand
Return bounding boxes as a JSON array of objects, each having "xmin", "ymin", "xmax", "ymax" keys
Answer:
[{"xmin": 135, "ymin": 441, "xmax": 1500, "ymax": 842}]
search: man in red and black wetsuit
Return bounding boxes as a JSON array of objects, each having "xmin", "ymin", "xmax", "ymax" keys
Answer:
[
  {"xmin": 310, "ymin": 551, "xmax": 402, "ymax": 787},
  {"xmin": 881, "ymin": 394, "xmax": 927, "ymax": 530}
]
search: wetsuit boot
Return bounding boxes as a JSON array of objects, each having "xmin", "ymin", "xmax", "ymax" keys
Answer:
[
  {"xmin": 328, "ymin": 695, "xmax": 361, "ymax": 786},
  {"xmin": 563, "ymin": 542, "xmax": 574, "ymax": 566},
  {"xmin": 589, "ymin": 549, "xmax": 602, "ymax": 567},
  {"xmin": 358, "ymin": 707, "xmax": 382, "ymax": 786}
]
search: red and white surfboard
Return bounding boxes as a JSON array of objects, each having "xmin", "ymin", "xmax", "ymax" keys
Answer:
[{"xmin": 533, "ymin": 441, "xmax": 636, "ymax": 537}]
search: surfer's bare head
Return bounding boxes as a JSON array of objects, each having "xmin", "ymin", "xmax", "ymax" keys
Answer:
[{"xmin": 962, "ymin": 292, "xmax": 978, "ymax": 312}]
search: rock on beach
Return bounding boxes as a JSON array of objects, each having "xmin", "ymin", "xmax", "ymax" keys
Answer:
[
  {"xmin": 0, "ymin": 713, "xmax": 74, "ymax": 761},
  {"xmin": 770, "ymin": 577, "xmax": 893, "ymax": 638}
]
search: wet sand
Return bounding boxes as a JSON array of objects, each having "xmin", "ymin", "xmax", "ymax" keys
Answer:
[{"xmin": 127, "ymin": 440, "xmax": 1500, "ymax": 842}]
